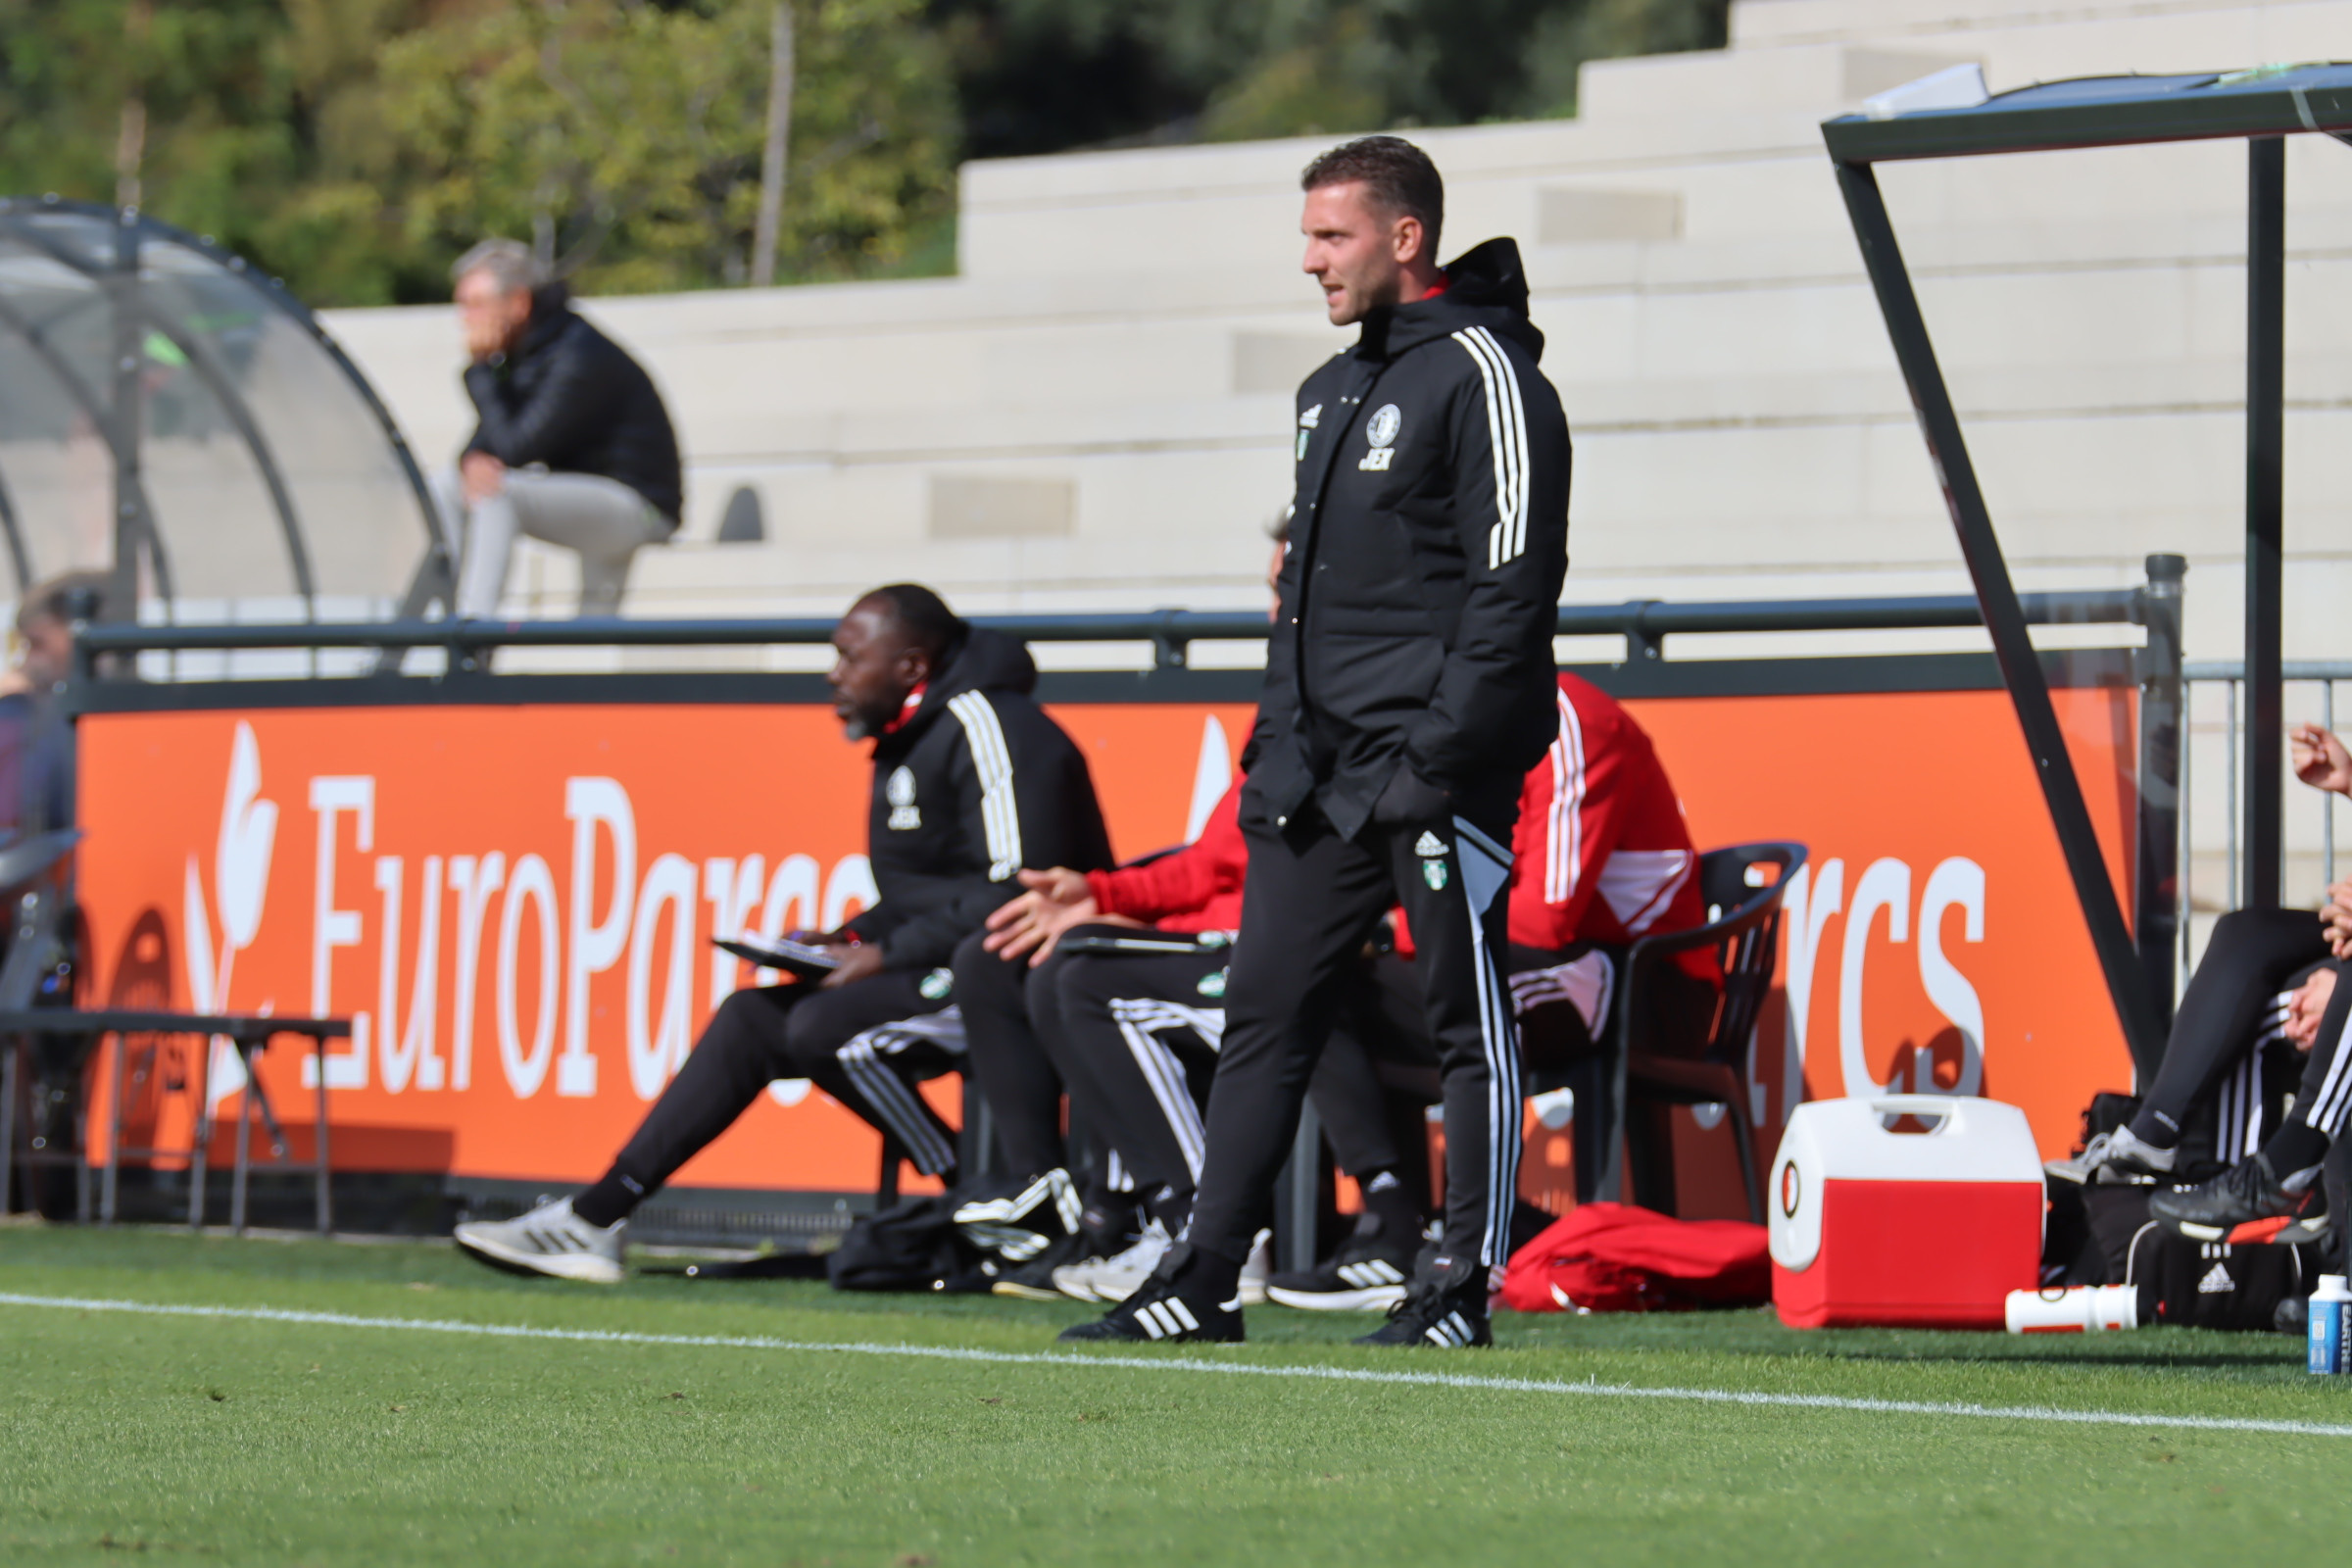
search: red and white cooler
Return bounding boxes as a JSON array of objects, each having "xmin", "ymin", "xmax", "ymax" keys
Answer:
[{"xmin": 1768, "ymin": 1094, "xmax": 2044, "ymax": 1330}]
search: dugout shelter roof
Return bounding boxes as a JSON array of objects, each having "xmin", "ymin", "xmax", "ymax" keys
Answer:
[
  {"xmin": 1825, "ymin": 64, "xmax": 2352, "ymax": 1081},
  {"xmin": 0, "ymin": 199, "xmax": 442, "ymax": 622}
]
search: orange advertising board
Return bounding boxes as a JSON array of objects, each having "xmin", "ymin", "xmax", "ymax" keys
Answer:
[{"xmin": 73, "ymin": 680, "xmax": 2137, "ymax": 1200}]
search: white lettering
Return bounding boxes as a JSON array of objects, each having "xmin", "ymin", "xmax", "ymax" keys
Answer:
[
  {"xmin": 305, "ymin": 777, "xmax": 374, "ymax": 1091},
  {"xmin": 444, "ymin": 853, "xmax": 506, "ymax": 1092},
  {"xmin": 1838, "ymin": 858, "xmax": 1911, "ymax": 1097},
  {"xmin": 562, "ymin": 778, "xmax": 636, "ymax": 1098},
  {"xmin": 373, "ymin": 856, "xmax": 445, "ymax": 1094},
  {"xmin": 703, "ymin": 856, "xmax": 767, "ymax": 1008},
  {"xmin": 1780, "ymin": 858, "xmax": 1842, "ymax": 1120},
  {"xmin": 1917, "ymin": 857, "xmax": 1987, "ymax": 1097},
  {"xmin": 628, "ymin": 855, "xmax": 699, "ymax": 1101},
  {"xmin": 498, "ymin": 853, "xmax": 560, "ymax": 1099}
]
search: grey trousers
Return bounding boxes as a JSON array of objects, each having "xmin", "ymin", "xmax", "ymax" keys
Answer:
[{"xmin": 433, "ymin": 466, "xmax": 669, "ymax": 618}]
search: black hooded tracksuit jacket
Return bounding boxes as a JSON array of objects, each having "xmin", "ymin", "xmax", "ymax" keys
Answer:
[
  {"xmin": 588, "ymin": 626, "xmax": 1113, "ymax": 1208},
  {"xmin": 1194, "ymin": 238, "xmax": 1572, "ymax": 1278},
  {"xmin": 845, "ymin": 626, "xmax": 1115, "ymax": 971}
]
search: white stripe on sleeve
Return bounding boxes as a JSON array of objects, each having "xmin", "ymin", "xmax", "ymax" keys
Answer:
[
  {"xmin": 1547, "ymin": 689, "xmax": 1587, "ymax": 906},
  {"xmin": 1453, "ymin": 327, "xmax": 1529, "ymax": 567},
  {"xmin": 949, "ymin": 692, "xmax": 1023, "ymax": 880}
]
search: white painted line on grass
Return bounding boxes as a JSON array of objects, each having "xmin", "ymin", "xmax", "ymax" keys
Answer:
[{"xmin": 3, "ymin": 1290, "xmax": 2344, "ymax": 1439}]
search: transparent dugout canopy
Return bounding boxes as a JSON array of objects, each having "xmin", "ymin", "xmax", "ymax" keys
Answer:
[{"xmin": 0, "ymin": 198, "xmax": 445, "ymax": 623}]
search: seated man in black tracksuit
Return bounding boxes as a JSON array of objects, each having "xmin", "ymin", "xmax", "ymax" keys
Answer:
[
  {"xmin": 453, "ymin": 584, "xmax": 1113, "ymax": 1282},
  {"xmin": 2052, "ymin": 725, "xmax": 2352, "ymax": 1243}
]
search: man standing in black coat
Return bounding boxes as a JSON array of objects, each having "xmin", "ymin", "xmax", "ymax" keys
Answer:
[
  {"xmin": 453, "ymin": 584, "xmax": 1114, "ymax": 1283},
  {"xmin": 437, "ymin": 239, "xmax": 683, "ymax": 618},
  {"xmin": 1070, "ymin": 135, "xmax": 1571, "ymax": 1348}
]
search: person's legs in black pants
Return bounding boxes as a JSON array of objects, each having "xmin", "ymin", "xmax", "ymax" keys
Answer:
[
  {"xmin": 952, "ymin": 928, "xmax": 1068, "ymax": 1178},
  {"xmin": 1181, "ymin": 810, "xmax": 1398, "ymax": 1282},
  {"xmin": 1189, "ymin": 793, "xmax": 1519, "ymax": 1274},
  {"xmin": 574, "ymin": 970, "xmax": 946, "ymax": 1226},
  {"xmin": 2128, "ymin": 907, "xmax": 2328, "ymax": 1156},
  {"xmin": 2257, "ymin": 958, "xmax": 2352, "ymax": 1181},
  {"xmin": 2152, "ymin": 957, "xmax": 2352, "ymax": 1238},
  {"xmin": 1311, "ymin": 954, "xmax": 1438, "ymax": 1229},
  {"xmin": 1051, "ymin": 938, "xmax": 1229, "ymax": 1217}
]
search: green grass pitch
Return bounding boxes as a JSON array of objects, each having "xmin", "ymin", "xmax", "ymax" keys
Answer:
[{"xmin": 3, "ymin": 1223, "xmax": 2349, "ymax": 1565}]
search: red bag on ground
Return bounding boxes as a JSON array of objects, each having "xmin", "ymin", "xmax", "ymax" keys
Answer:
[{"xmin": 1499, "ymin": 1201, "xmax": 1770, "ymax": 1313}]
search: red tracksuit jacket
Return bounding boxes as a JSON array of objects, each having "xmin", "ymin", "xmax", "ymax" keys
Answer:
[
  {"xmin": 1509, "ymin": 673, "xmax": 1711, "ymax": 975},
  {"xmin": 1084, "ymin": 774, "xmax": 1247, "ymax": 933}
]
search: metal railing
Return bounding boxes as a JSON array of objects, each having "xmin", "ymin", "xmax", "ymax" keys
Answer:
[{"xmin": 68, "ymin": 585, "xmax": 2157, "ymax": 679}]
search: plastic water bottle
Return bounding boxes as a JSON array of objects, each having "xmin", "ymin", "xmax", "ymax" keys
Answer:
[
  {"xmin": 2309, "ymin": 1274, "xmax": 2352, "ymax": 1374},
  {"xmin": 2003, "ymin": 1285, "xmax": 2138, "ymax": 1333}
]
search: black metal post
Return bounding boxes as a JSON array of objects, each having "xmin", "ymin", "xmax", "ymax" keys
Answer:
[
  {"xmin": 107, "ymin": 209, "xmax": 143, "ymax": 622},
  {"xmin": 2245, "ymin": 137, "xmax": 2286, "ymax": 910},
  {"xmin": 1835, "ymin": 160, "xmax": 2167, "ymax": 1072},
  {"xmin": 2135, "ymin": 554, "xmax": 2185, "ymax": 1047}
]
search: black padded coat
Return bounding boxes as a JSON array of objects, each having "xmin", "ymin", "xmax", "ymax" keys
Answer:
[
  {"xmin": 1248, "ymin": 237, "xmax": 1573, "ymax": 841},
  {"xmin": 462, "ymin": 286, "xmax": 684, "ymax": 523}
]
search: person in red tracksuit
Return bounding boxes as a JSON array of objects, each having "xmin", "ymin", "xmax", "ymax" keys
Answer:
[
  {"xmin": 1508, "ymin": 672, "xmax": 1716, "ymax": 1046},
  {"xmin": 1261, "ymin": 671, "xmax": 1717, "ymax": 1308}
]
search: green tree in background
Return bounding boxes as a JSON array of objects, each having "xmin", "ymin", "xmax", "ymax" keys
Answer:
[
  {"xmin": 378, "ymin": 0, "xmax": 955, "ymax": 298},
  {"xmin": 933, "ymin": 0, "xmax": 1731, "ymax": 157},
  {"xmin": 0, "ymin": 0, "xmax": 956, "ymax": 305},
  {"xmin": 0, "ymin": 0, "xmax": 1721, "ymax": 305}
]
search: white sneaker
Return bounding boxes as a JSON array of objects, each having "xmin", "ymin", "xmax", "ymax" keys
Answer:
[
  {"xmin": 1056, "ymin": 1218, "xmax": 1172, "ymax": 1303},
  {"xmin": 453, "ymin": 1197, "xmax": 626, "ymax": 1284},
  {"xmin": 1239, "ymin": 1227, "xmax": 1273, "ymax": 1306}
]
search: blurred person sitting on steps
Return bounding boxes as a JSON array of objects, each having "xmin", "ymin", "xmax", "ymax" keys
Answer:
[{"xmin": 436, "ymin": 239, "xmax": 682, "ymax": 619}]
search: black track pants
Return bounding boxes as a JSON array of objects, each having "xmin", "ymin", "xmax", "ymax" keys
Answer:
[
  {"xmin": 2131, "ymin": 907, "xmax": 2329, "ymax": 1162},
  {"xmin": 1190, "ymin": 792, "xmax": 1520, "ymax": 1268},
  {"xmin": 1306, "ymin": 953, "xmax": 1448, "ymax": 1183},
  {"xmin": 595, "ymin": 971, "xmax": 958, "ymax": 1213},
  {"xmin": 952, "ymin": 929, "xmax": 1073, "ymax": 1178},
  {"xmin": 1049, "ymin": 936, "xmax": 1229, "ymax": 1200},
  {"xmin": 2265, "ymin": 953, "xmax": 2352, "ymax": 1166}
]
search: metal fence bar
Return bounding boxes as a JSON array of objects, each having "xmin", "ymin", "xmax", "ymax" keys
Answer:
[
  {"xmin": 69, "ymin": 585, "xmax": 2157, "ymax": 676},
  {"xmin": 2226, "ymin": 678, "xmax": 2240, "ymax": 909}
]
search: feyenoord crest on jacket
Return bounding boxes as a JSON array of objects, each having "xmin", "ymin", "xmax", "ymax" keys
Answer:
[{"xmin": 1252, "ymin": 235, "xmax": 1573, "ymax": 841}]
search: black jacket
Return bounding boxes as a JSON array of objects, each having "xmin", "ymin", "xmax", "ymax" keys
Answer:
[
  {"xmin": 1249, "ymin": 237, "xmax": 1571, "ymax": 841},
  {"xmin": 463, "ymin": 285, "xmax": 684, "ymax": 523},
  {"xmin": 844, "ymin": 627, "xmax": 1114, "ymax": 971}
]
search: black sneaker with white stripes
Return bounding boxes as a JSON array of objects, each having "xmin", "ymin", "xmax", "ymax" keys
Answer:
[
  {"xmin": 1264, "ymin": 1218, "xmax": 1414, "ymax": 1312},
  {"xmin": 1056, "ymin": 1243, "xmax": 1243, "ymax": 1344},
  {"xmin": 1352, "ymin": 1252, "xmax": 1491, "ymax": 1348},
  {"xmin": 2148, "ymin": 1152, "xmax": 2328, "ymax": 1243}
]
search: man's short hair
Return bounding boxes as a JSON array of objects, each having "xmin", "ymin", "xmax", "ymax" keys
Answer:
[
  {"xmin": 1300, "ymin": 135, "xmax": 1444, "ymax": 259},
  {"xmin": 17, "ymin": 568, "xmax": 109, "ymax": 634},
  {"xmin": 451, "ymin": 238, "xmax": 547, "ymax": 295},
  {"xmin": 858, "ymin": 583, "xmax": 964, "ymax": 661}
]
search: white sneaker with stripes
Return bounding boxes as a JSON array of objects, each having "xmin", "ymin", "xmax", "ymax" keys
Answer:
[
  {"xmin": 1054, "ymin": 1218, "xmax": 1173, "ymax": 1303},
  {"xmin": 454, "ymin": 1198, "xmax": 626, "ymax": 1285},
  {"xmin": 1239, "ymin": 1228, "xmax": 1274, "ymax": 1306}
]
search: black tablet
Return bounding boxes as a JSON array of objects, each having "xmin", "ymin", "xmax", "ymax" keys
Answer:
[{"xmin": 711, "ymin": 934, "xmax": 843, "ymax": 981}]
